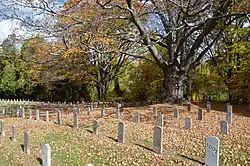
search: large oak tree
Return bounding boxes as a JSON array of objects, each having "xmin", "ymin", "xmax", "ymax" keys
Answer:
[{"xmin": 97, "ymin": 0, "xmax": 249, "ymax": 101}]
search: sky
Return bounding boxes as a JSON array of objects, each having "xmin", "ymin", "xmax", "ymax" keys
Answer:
[
  {"xmin": 0, "ymin": 20, "xmax": 22, "ymax": 43},
  {"xmin": 0, "ymin": 0, "xmax": 66, "ymax": 43}
]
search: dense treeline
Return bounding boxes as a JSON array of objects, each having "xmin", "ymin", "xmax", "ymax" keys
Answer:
[{"xmin": 0, "ymin": 0, "xmax": 249, "ymax": 104}]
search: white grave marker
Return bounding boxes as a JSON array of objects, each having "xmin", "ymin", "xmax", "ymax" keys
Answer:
[{"xmin": 205, "ymin": 136, "xmax": 220, "ymax": 166}]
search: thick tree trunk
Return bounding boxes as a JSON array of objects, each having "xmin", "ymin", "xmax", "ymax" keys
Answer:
[
  {"xmin": 102, "ymin": 85, "xmax": 108, "ymax": 103},
  {"xmin": 162, "ymin": 68, "xmax": 186, "ymax": 102},
  {"xmin": 96, "ymin": 85, "xmax": 101, "ymax": 101}
]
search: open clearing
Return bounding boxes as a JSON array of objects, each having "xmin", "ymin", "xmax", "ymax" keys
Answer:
[{"xmin": 0, "ymin": 103, "xmax": 249, "ymax": 166}]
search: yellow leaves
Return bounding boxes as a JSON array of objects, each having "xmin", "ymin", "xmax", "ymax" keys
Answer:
[
  {"xmin": 59, "ymin": 17, "xmax": 72, "ymax": 24},
  {"xmin": 100, "ymin": 37, "xmax": 115, "ymax": 45},
  {"xmin": 62, "ymin": 47, "xmax": 81, "ymax": 58}
]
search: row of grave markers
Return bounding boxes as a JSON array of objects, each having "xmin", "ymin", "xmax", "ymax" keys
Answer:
[
  {"xmin": 0, "ymin": 120, "xmax": 51, "ymax": 166},
  {"xmin": 90, "ymin": 118, "xmax": 220, "ymax": 166},
  {"xmin": 0, "ymin": 116, "xmax": 220, "ymax": 166},
  {"xmin": 0, "ymin": 100, "xmax": 245, "ymax": 166}
]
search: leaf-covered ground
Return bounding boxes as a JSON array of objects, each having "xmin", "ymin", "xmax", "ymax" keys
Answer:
[{"xmin": 0, "ymin": 103, "xmax": 249, "ymax": 166}]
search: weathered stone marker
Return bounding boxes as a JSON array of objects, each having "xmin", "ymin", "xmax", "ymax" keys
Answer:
[
  {"xmin": 90, "ymin": 102, "xmax": 94, "ymax": 112},
  {"xmin": 116, "ymin": 107, "xmax": 120, "ymax": 119},
  {"xmin": 173, "ymin": 108, "xmax": 179, "ymax": 119},
  {"xmin": 118, "ymin": 121, "xmax": 125, "ymax": 143},
  {"xmin": 87, "ymin": 107, "xmax": 91, "ymax": 116},
  {"xmin": 198, "ymin": 108, "xmax": 203, "ymax": 120},
  {"xmin": 11, "ymin": 125, "xmax": 16, "ymax": 142},
  {"xmin": 100, "ymin": 108, "xmax": 105, "ymax": 117},
  {"xmin": 135, "ymin": 112, "xmax": 140, "ymax": 125},
  {"xmin": 42, "ymin": 144, "xmax": 51, "ymax": 166},
  {"xmin": 67, "ymin": 106, "xmax": 70, "ymax": 114},
  {"xmin": 156, "ymin": 114, "xmax": 164, "ymax": 128},
  {"xmin": 226, "ymin": 103, "xmax": 230, "ymax": 111},
  {"xmin": 117, "ymin": 103, "xmax": 122, "ymax": 110},
  {"xmin": 16, "ymin": 108, "xmax": 20, "ymax": 117},
  {"xmin": 93, "ymin": 120, "xmax": 98, "ymax": 135},
  {"xmin": 24, "ymin": 131, "xmax": 30, "ymax": 155},
  {"xmin": 73, "ymin": 110, "xmax": 78, "ymax": 129},
  {"xmin": 2, "ymin": 108, "xmax": 5, "ymax": 115},
  {"xmin": 184, "ymin": 117, "xmax": 192, "ymax": 130},
  {"xmin": 0, "ymin": 120, "xmax": 5, "ymax": 136},
  {"xmin": 22, "ymin": 108, "xmax": 25, "ymax": 119},
  {"xmin": 153, "ymin": 106, "xmax": 157, "ymax": 117},
  {"xmin": 45, "ymin": 111, "xmax": 49, "ymax": 121},
  {"xmin": 226, "ymin": 105, "xmax": 233, "ymax": 124},
  {"xmin": 205, "ymin": 136, "xmax": 220, "ymax": 166},
  {"xmin": 220, "ymin": 120, "xmax": 228, "ymax": 134},
  {"xmin": 153, "ymin": 126, "xmax": 163, "ymax": 154},
  {"xmin": 36, "ymin": 110, "xmax": 39, "ymax": 120},
  {"xmin": 29, "ymin": 110, "xmax": 32, "ymax": 120},
  {"xmin": 57, "ymin": 110, "xmax": 62, "ymax": 125},
  {"xmin": 206, "ymin": 101, "xmax": 211, "ymax": 112}
]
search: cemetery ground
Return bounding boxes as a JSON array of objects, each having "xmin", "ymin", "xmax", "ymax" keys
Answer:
[{"xmin": 0, "ymin": 103, "xmax": 249, "ymax": 166}]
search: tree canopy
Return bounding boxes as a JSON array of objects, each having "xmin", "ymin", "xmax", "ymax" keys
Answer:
[{"xmin": 0, "ymin": 0, "xmax": 249, "ymax": 103}]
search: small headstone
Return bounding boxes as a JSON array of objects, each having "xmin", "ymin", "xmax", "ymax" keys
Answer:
[
  {"xmin": 0, "ymin": 120, "xmax": 5, "ymax": 136},
  {"xmin": 153, "ymin": 126, "xmax": 163, "ymax": 154},
  {"xmin": 184, "ymin": 117, "xmax": 192, "ymax": 130},
  {"xmin": 11, "ymin": 125, "xmax": 16, "ymax": 142},
  {"xmin": 188, "ymin": 103, "xmax": 191, "ymax": 112},
  {"xmin": 57, "ymin": 110, "xmax": 62, "ymax": 125},
  {"xmin": 87, "ymin": 107, "xmax": 91, "ymax": 115},
  {"xmin": 22, "ymin": 108, "xmax": 25, "ymax": 118},
  {"xmin": 90, "ymin": 103, "xmax": 94, "ymax": 111},
  {"xmin": 173, "ymin": 108, "xmax": 179, "ymax": 119},
  {"xmin": 19, "ymin": 106, "xmax": 23, "ymax": 117},
  {"xmin": 220, "ymin": 120, "xmax": 228, "ymax": 134},
  {"xmin": 93, "ymin": 120, "xmax": 98, "ymax": 135},
  {"xmin": 45, "ymin": 111, "xmax": 49, "ymax": 121},
  {"xmin": 2, "ymin": 108, "xmax": 5, "ymax": 115},
  {"xmin": 117, "ymin": 103, "xmax": 122, "ymax": 109},
  {"xmin": 198, "ymin": 108, "xmax": 203, "ymax": 120},
  {"xmin": 206, "ymin": 101, "xmax": 211, "ymax": 112},
  {"xmin": 226, "ymin": 105, "xmax": 232, "ymax": 124},
  {"xmin": 24, "ymin": 131, "xmax": 30, "ymax": 155},
  {"xmin": 42, "ymin": 144, "xmax": 51, "ymax": 166},
  {"xmin": 116, "ymin": 107, "xmax": 120, "ymax": 119},
  {"xmin": 36, "ymin": 110, "xmax": 40, "ymax": 120},
  {"xmin": 118, "ymin": 121, "xmax": 125, "ymax": 143},
  {"xmin": 135, "ymin": 112, "xmax": 140, "ymax": 125},
  {"xmin": 16, "ymin": 108, "xmax": 20, "ymax": 117},
  {"xmin": 73, "ymin": 110, "xmax": 78, "ymax": 129},
  {"xmin": 153, "ymin": 106, "xmax": 157, "ymax": 117},
  {"xmin": 156, "ymin": 114, "xmax": 164, "ymax": 128},
  {"xmin": 29, "ymin": 110, "xmax": 32, "ymax": 120},
  {"xmin": 67, "ymin": 106, "xmax": 70, "ymax": 114},
  {"xmin": 100, "ymin": 108, "xmax": 105, "ymax": 117},
  {"xmin": 83, "ymin": 164, "xmax": 94, "ymax": 166},
  {"xmin": 205, "ymin": 136, "xmax": 220, "ymax": 166}
]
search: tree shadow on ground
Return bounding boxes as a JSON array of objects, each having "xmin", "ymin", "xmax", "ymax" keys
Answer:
[
  {"xmin": 134, "ymin": 143, "xmax": 154, "ymax": 153},
  {"xmin": 86, "ymin": 129, "xmax": 93, "ymax": 134},
  {"xmin": 20, "ymin": 144, "xmax": 24, "ymax": 151},
  {"xmin": 37, "ymin": 158, "xmax": 42, "ymax": 165},
  {"xmin": 106, "ymin": 136, "xmax": 118, "ymax": 142},
  {"xmin": 65, "ymin": 123, "xmax": 74, "ymax": 128},
  {"xmin": 178, "ymin": 154, "xmax": 205, "ymax": 165}
]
